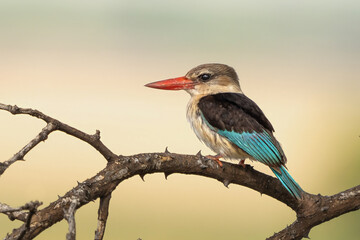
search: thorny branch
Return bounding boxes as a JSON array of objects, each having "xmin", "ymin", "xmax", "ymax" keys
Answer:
[
  {"xmin": 0, "ymin": 103, "xmax": 118, "ymax": 173},
  {"xmin": 0, "ymin": 122, "xmax": 57, "ymax": 176},
  {"xmin": 0, "ymin": 103, "xmax": 359, "ymax": 240}
]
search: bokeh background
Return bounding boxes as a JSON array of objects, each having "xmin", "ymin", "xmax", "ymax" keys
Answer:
[{"xmin": 0, "ymin": 0, "xmax": 359, "ymax": 239}]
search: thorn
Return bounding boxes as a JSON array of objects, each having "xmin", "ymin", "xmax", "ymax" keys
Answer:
[
  {"xmin": 10, "ymin": 105, "xmax": 19, "ymax": 114},
  {"xmin": 139, "ymin": 174, "xmax": 146, "ymax": 182},
  {"xmin": 93, "ymin": 130, "xmax": 101, "ymax": 140},
  {"xmin": 58, "ymin": 195, "xmax": 61, "ymax": 199},
  {"xmin": 164, "ymin": 172, "xmax": 172, "ymax": 180},
  {"xmin": 77, "ymin": 181, "xmax": 81, "ymax": 185},
  {"xmin": 223, "ymin": 179, "xmax": 230, "ymax": 188},
  {"xmin": 164, "ymin": 147, "xmax": 170, "ymax": 153},
  {"xmin": 196, "ymin": 150, "xmax": 202, "ymax": 158}
]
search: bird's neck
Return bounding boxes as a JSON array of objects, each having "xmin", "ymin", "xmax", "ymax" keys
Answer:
[{"xmin": 186, "ymin": 84, "xmax": 242, "ymax": 98}]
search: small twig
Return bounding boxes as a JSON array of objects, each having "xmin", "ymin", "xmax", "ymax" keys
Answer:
[
  {"xmin": 0, "ymin": 201, "xmax": 40, "ymax": 224},
  {"xmin": 95, "ymin": 193, "xmax": 112, "ymax": 240},
  {"xmin": 64, "ymin": 198, "xmax": 79, "ymax": 240},
  {"xmin": 0, "ymin": 103, "xmax": 118, "ymax": 162},
  {"xmin": 2, "ymin": 201, "xmax": 42, "ymax": 240},
  {"xmin": 0, "ymin": 202, "xmax": 28, "ymax": 222},
  {"xmin": 0, "ymin": 123, "xmax": 57, "ymax": 176}
]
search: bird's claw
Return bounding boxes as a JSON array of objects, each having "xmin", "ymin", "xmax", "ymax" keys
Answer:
[
  {"xmin": 239, "ymin": 159, "xmax": 246, "ymax": 168},
  {"xmin": 205, "ymin": 154, "xmax": 223, "ymax": 167}
]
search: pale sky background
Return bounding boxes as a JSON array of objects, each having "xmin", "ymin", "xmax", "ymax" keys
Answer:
[{"xmin": 0, "ymin": 0, "xmax": 359, "ymax": 239}]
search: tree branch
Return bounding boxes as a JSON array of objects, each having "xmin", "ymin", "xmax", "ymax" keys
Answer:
[
  {"xmin": 3, "ymin": 152, "xmax": 359, "ymax": 239},
  {"xmin": 95, "ymin": 193, "xmax": 112, "ymax": 240},
  {"xmin": 64, "ymin": 198, "xmax": 79, "ymax": 240},
  {"xmin": 0, "ymin": 103, "xmax": 118, "ymax": 164},
  {"xmin": 268, "ymin": 185, "xmax": 360, "ymax": 240},
  {"xmin": 0, "ymin": 122, "xmax": 56, "ymax": 176},
  {"xmin": 1, "ymin": 103, "xmax": 359, "ymax": 239},
  {"xmin": 0, "ymin": 201, "xmax": 42, "ymax": 223}
]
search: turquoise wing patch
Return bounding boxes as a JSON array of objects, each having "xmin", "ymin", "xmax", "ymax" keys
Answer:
[{"xmin": 217, "ymin": 129, "xmax": 282, "ymax": 166}]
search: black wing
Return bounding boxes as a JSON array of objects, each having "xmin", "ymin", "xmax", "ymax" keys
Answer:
[{"xmin": 198, "ymin": 92, "xmax": 274, "ymax": 133}]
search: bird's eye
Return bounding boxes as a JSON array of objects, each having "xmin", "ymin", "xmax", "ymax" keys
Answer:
[{"xmin": 199, "ymin": 73, "xmax": 211, "ymax": 81}]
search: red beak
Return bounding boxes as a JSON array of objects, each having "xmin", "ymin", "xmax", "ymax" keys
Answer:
[{"xmin": 145, "ymin": 76, "xmax": 195, "ymax": 90}]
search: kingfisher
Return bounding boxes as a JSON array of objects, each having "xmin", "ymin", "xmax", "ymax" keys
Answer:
[{"xmin": 145, "ymin": 63, "xmax": 303, "ymax": 199}]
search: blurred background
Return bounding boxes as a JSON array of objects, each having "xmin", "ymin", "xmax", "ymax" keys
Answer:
[{"xmin": 0, "ymin": 0, "xmax": 359, "ymax": 239}]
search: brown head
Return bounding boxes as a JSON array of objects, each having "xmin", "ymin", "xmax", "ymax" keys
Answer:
[{"xmin": 145, "ymin": 63, "xmax": 242, "ymax": 96}]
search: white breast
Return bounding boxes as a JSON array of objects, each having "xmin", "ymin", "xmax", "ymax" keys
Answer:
[{"xmin": 186, "ymin": 96, "xmax": 249, "ymax": 160}]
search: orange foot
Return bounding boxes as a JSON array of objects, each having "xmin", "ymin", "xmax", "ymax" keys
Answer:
[
  {"xmin": 205, "ymin": 154, "xmax": 223, "ymax": 167},
  {"xmin": 239, "ymin": 159, "xmax": 246, "ymax": 168}
]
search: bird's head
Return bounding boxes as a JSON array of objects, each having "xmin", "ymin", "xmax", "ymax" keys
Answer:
[{"xmin": 145, "ymin": 63, "xmax": 242, "ymax": 96}]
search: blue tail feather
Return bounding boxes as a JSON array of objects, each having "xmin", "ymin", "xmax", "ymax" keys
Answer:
[{"xmin": 270, "ymin": 166, "xmax": 303, "ymax": 199}]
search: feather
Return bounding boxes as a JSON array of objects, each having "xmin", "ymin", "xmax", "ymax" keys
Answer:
[{"xmin": 270, "ymin": 166, "xmax": 303, "ymax": 199}]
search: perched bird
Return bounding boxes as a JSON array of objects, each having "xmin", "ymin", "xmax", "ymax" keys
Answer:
[{"xmin": 145, "ymin": 63, "xmax": 303, "ymax": 199}]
